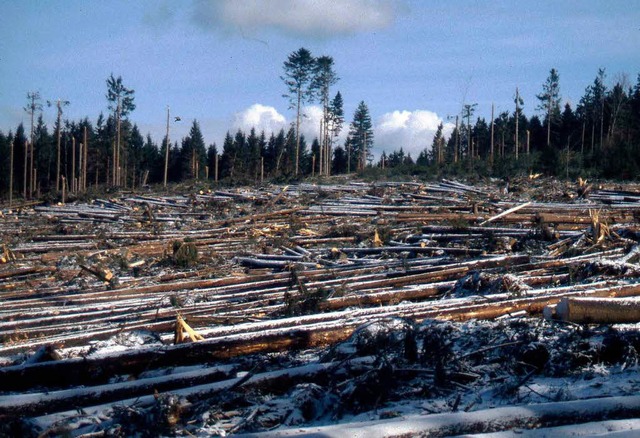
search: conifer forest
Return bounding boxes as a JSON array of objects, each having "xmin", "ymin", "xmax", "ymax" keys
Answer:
[{"xmin": 2, "ymin": 51, "xmax": 640, "ymax": 202}]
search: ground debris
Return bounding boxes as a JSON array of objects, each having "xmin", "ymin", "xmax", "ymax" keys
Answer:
[{"xmin": 4, "ymin": 178, "xmax": 640, "ymax": 436}]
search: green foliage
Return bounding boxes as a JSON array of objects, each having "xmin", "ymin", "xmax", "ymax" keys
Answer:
[
  {"xmin": 283, "ymin": 267, "xmax": 329, "ymax": 316},
  {"xmin": 171, "ymin": 239, "xmax": 199, "ymax": 268}
]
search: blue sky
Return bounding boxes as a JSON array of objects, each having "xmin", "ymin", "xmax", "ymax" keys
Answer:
[{"xmin": 1, "ymin": 0, "xmax": 639, "ymax": 158}]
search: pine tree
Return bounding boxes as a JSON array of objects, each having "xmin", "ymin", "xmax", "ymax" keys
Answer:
[
  {"xmin": 106, "ymin": 74, "xmax": 135, "ymax": 186},
  {"xmin": 182, "ymin": 120, "xmax": 207, "ymax": 179},
  {"xmin": 536, "ymin": 68, "xmax": 561, "ymax": 148},
  {"xmin": 332, "ymin": 145, "xmax": 347, "ymax": 174},
  {"xmin": 12, "ymin": 124, "xmax": 27, "ymax": 199},
  {"xmin": 141, "ymin": 134, "xmax": 161, "ymax": 184},
  {"xmin": 33, "ymin": 115, "xmax": 53, "ymax": 191},
  {"xmin": 281, "ymin": 48, "xmax": 315, "ymax": 176},
  {"xmin": 327, "ymin": 91, "xmax": 344, "ymax": 174},
  {"xmin": 246, "ymin": 127, "xmax": 261, "ymax": 180},
  {"xmin": 220, "ymin": 132, "xmax": 236, "ymax": 180},
  {"xmin": 348, "ymin": 101, "xmax": 374, "ymax": 171},
  {"xmin": 432, "ymin": 122, "xmax": 444, "ymax": 165},
  {"xmin": 0, "ymin": 130, "xmax": 12, "ymax": 197},
  {"xmin": 312, "ymin": 56, "xmax": 339, "ymax": 175}
]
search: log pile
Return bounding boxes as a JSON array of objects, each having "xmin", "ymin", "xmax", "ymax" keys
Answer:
[{"xmin": 1, "ymin": 177, "xmax": 640, "ymax": 436}]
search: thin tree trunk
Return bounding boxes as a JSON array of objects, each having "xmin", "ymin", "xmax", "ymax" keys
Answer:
[
  {"xmin": 295, "ymin": 90, "xmax": 301, "ymax": 176},
  {"xmin": 55, "ymin": 108, "xmax": 62, "ymax": 192},
  {"xmin": 71, "ymin": 137, "xmax": 76, "ymax": 194},
  {"xmin": 9, "ymin": 139, "xmax": 13, "ymax": 207},
  {"xmin": 581, "ymin": 122, "xmax": 585, "ymax": 156},
  {"xmin": 83, "ymin": 126, "xmax": 88, "ymax": 191},
  {"xmin": 490, "ymin": 103, "xmax": 494, "ymax": 165},
  {"xmin": 164, "ymin": 106, "xmax": 170, "ymax": 187},
  {"xmin": 515, "ymin": 88, "xmax": 519, "ymax": 160},
  {"xmin": 23, "ymin": 140, "xmax": 28, "ymax": 199},
  {"xmin": 546, "ymin": 95, "xmax": 551, "ymax": 147},
  {"xmin": 214, "ymin": 153, "xmax": 218, "ymax": 183}
]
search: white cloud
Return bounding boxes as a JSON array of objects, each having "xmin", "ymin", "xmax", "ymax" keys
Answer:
[
  {"xmin": 232, "ymin": 104, "xmax": 339, "ymax": 145},
  {"xmin": 374, "ymin": 110, "xmax": 453, "ymax": 159},
  {"xmin": 232, "ymin": 103, "xmax": 287, "ymax": 134},
  {"xmin": 299, "ymin": 105, "xmax": 323, "ymax": 141},
  {"xmin": 231, "ymin": 105, "xmax": 455, "ymax": 162},
  {"xmin": 192, "ymin": 0, "xmax": 399, "ymax": 38}
]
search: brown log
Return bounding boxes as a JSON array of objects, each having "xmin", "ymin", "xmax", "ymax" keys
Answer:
[
  {"xmin": 554, "ymin": 297, "xmax": 640, "ymax": 324},
  {"xmin": 79, "ymin": 264, "xmax": 114, "ymax": 282}
]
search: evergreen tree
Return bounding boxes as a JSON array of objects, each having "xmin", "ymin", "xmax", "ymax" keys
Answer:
[
  {"xmin": 13, "ymin": 124, "xmax": 28, "ymax": 198},
  {"xmin": 220, "ymin": 132, "xmax": 236, "ymax": 180},
  {"xmin": 181, "ymin": 120, "xmax": 207, "ymax": 179},
  {"xmin": 271, "ymin": 129, "xmax": 287, "ymax": 177},
  {"xmin": 559, "ymin": 103, "xmax": 578, "ymax": 151},
  {"xmin": 233, "ymin": 130, "xmax": 247, "ymax": 176},
  {"xmin": 281, "ymin": 47, "xmax": 315, "ymax": 176},
  {"xmin": 432, "ymin": 122, "xmax": 445, "ymax": 165},
  {"xmin": 33, "ymin": 115, "xmax": 53, "ymax": 191},
  {"xmin": 0, "ymin": 130, "xmax": 12, "ymax": 197},
  {"xmin": 106, "ymin": 74, "xmax": 135, "ymax": 185},
  {"xmin": 141, "ymin": 134, "xmax": 161, "ymax": 184},
  {"xmin": 283, "ymin": 127, "xmax": 297, "ymax": 176},
  {"xmin": 129, "ymin": 124, "xmax": 144, "ymax": 186},
  {"xmin": 246, "ymin": 127, "xmax": 262, "ymax": 180},
  {"xmin": 312, "ymin": 55, "xmax": 339, "ymax": 175},
  {"xmin": 536, "ymin": 68, "xmax": 562, "ymax": 148},
  {"xmin": 332, "ymin": 145, "xmax": 347, "ymax": 174},
  {"xmin": 348, "ymin": 101, "xmax": 374, "ymax": 171}
]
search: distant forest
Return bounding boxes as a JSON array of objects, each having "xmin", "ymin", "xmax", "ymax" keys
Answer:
[{"xmin": 2, "ymin": 48, "xmax": 640, "ymax": 201}]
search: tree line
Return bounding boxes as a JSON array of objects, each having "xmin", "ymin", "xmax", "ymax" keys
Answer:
[
  {"xmin": 402, "ymin": 68, "xmax": 640, "ymax": 181},
  {"xmin": 2, "ymin": 54, "xmax": 640, "ymax": 202}
]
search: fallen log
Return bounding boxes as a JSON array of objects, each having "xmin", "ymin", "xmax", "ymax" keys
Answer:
[
  {"xmin": 259, "ymin": 395, "xmax": 640, "ymax": 438},
  {"xmin": 479, "ymin": 201, "xmax": 532, "ymax": 226},
  {"xmin": 554, "ymin": 296, "xmax": 640, "ymax": 324},
  {"xmin": 0, "ymin": 364, "xmax": 235, "ymax": 418}
]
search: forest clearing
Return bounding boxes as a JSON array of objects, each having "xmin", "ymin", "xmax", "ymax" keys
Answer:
[{"xmin": 2, "ymin": 176, "xmax": 640, "ymax": 436}]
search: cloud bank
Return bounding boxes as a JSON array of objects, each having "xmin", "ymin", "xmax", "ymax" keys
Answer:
[
  {"xmin": 192, "ymin": 0, "xmax": 399, "ymax": 38},
  {"xmin": 232, "ymin": 104, "xmax": 328, "ymax": 145},
  {"xmin": 374, "ymin": 110, "xmax": 452, "ymax": 159},
  {"xmin": 232, "ymin": 103, "xmax": 287, "ymax": 134},
  {"xmin": 232, "ymin": 104, "xmax": 452, "ymax": 161}
]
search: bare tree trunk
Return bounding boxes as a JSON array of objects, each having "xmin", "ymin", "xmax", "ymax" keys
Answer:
[
  {"xmin": 546, "ymin": 94, "xmax": 551, "ymax": 148},
  {"xmin": 83, "ymin": 126, "xmax": 88, "ymax": 191},
  {"xmin": 454, "ymin": 115, "xmax": 459, "ymax": 163},
  {"xmin": 116, "ymin": 96, "xmax": 121, "ymax": 186},
  {"xmin": 490, "ymin": 103, "xmax": 494, "ymax": 165},
  {"xmin": 112, "ymin": 140, "xmax": 116, "ymax": 186},
  {"xmin": 9, "ymin": 139, "xmax": 13, "ymax": 207},
  {"xmin": 71, "ymin": 137, "xmax": 76, "ymax": 194},
  {"xmin": 23, "ymin": 140, "xmax": 28, "ymax": 199},
  {"xmin": 295, "ymin": 90, "xmax": 301, "ymax": 176},
  {"xmin": 318, "ymin": 119, "xmax": 323, "ymax": 176},
  {"xmin": 164, "ymin": 106, "xmax": 170, "ymax": 187},
  {"xmin": 214, "ymin": 153, "xmax": 219, "ymax": 183},
  {"xmin": 515, "ymin": 88, "xmax": 519, "ymax": 160},
  {"xmin": 55, "ymin": 107, "xmax": 62, "ymax": 192}
]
